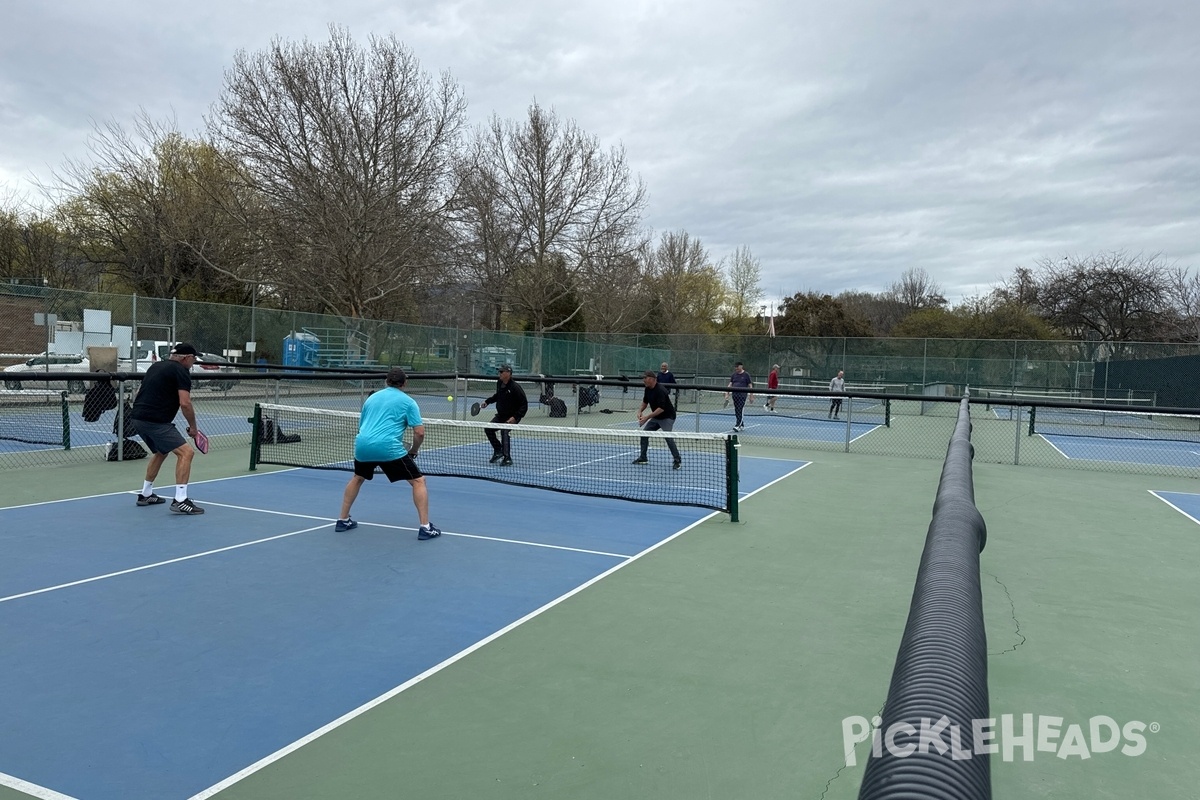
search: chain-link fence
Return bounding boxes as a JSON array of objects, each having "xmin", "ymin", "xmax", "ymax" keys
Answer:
[
  {"xmin": 8, "ymin": 285, "xmax": 1200, "ymax": 404},
  {"xmin": 3, "ymin": 372, "xmax": 1199, "ymax": 481}
]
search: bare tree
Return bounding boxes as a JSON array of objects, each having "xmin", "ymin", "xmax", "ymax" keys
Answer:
[
  {"xmin": 574, "ymin": 235, "xmax": 656, "ymax": 333},
  {"xmin": 1162, "ymin": 264, "xmax": 1200, "ymax": 342},
  {"xmin": 209, "ymin": 26, "xmax": 466, "ymax": 320},
  {"xmin": 720, "ymin": 245, "xmax": 764, "ymax": 330},
  {"xmin": 990, "ymin": 266, "xmax": 1040, "ymax": 309},
  {"xmin": 888, "ymin": 267, "xmax": 947, "ymax": 313},
  {"xmin": 834, "ymin": 290, "xmax": 906, "ymax": 335},
  {"xmin": 1034, "ymin": 252, "xmax": 1170, "ymax": 355},
  {"xmin": 456, "ymin": 102, "xmax": 646, "ymax": 332},
  {"xmin": 53, "ymin": 114, "xmax": 255, "ymax": 300},
  {"xmin": 645, "ymin": 230, "xmax": 725, "ymax": 334}
]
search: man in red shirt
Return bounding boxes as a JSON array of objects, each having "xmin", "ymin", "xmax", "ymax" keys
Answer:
[{"xmin": 764, "ymin": 364, "xmax": 780, "ymax": 412}]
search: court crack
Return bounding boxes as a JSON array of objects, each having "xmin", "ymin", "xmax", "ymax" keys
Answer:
[
  {"xmin": 986, "ymin": 572, "xmax": 1025, "ymax": 655},
  {"xmin": 818, "ymin": 762, "xmax": 850, "ymax": 800},
  {"xmin": 820, "ymin": 702, "xmax": 883, "ymax": 799}
]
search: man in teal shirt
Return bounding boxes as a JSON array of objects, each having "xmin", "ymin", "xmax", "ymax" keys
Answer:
[{"xmin": 335, "ymin": 366, "xmax": 441, "ymax": 540}]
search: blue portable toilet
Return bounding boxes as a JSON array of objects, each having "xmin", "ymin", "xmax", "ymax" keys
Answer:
[{"xmin": 282, "ymin": 331, "xmax": 320, "ymax": 369}]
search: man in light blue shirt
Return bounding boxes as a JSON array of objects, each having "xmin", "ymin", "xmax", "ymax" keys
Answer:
[{"xmin": 335, "ymin": 366, "xmax": 441, "ymax": 540}]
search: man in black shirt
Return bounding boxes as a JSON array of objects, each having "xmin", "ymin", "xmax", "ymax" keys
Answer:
[
  {"xmin": 633, "ymin": 370, "xmax": 682, "ymax": 470},
  {"xmin": 480, "ymin": 365, "xmax": 528, "ymax": 466},
  {"xmin": 130, "ymin": 342, "xmax": 204, "ymax": 514},
  {"xmin": 657, "ymin": 361, "xmax": 679, "ymax": 404}
]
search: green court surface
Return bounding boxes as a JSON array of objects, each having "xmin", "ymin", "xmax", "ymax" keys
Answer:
[{"xmin": 2, "ymin": 440, "xmax": 1197, "ymax": 799}]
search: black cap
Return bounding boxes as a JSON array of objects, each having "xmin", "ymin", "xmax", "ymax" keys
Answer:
[
  {"xmin": 170, "ymin": 343, "xmax": 198, "ymax": 356},
  {"xmin": 386, "ymin": 366, "xmax": 408, "ymax": 386},
  {"xmin": 497, "ymin": 364, "xmax": 513, "ymax": 374}
]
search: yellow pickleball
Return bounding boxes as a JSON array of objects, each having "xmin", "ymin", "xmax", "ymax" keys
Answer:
[{"xmin": 447, "ymin": 395, "xmax": 454, "ymax": 402}]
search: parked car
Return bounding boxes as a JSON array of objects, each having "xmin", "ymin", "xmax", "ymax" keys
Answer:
[
  {"xmin": 118, "ymin": 340, "xmax": 175, "ymax": 373},
  {"xmin": 192, "ymin": 352, "xmax": 238, "ymax": 391},
  {"xmin": 117, "ymin": 342, "xmax": 236, "ymax": 390},
  {"xmin": 3, "ymin": 353, "xmax": 92, "ymax": 393}
]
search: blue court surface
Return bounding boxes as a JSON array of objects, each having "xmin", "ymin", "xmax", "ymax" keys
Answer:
[
  {"xmin": 1037, "ymin": 433, "xmax": 1200, "ymax": 468},
  {"xmin": 0, "ymin": 455, "xmax": 805, "ymax": 800},
  {"xmin": 1150, "ymin": 489, "xmax": 1200, "ymax": 524}
]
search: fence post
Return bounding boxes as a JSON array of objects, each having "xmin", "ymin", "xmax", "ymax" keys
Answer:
[
  {"xmin": 844, "ymin": 396, "xmax": 853, "ymax": 453},
  {"xmin": 1014, "ymin": 403, "xmax": 1022, "ymax": 465}
]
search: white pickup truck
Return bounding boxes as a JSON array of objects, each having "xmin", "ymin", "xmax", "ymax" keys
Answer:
[{"xmin": 120, "ymin": 341, "xmax": 237, "ymax": 391}]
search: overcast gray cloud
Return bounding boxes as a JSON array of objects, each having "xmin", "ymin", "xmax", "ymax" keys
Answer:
[{"xmin": 2, "ymin": 0, "xmax": 1198, "ymax": 306}]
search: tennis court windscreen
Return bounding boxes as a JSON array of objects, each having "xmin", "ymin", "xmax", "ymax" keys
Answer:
[
  {"xmin": 251, "ymin": 402, "xmax": 739, "ymax": 515},
  {"xmin": 0, "ymin": 391, "xmax": 70, "ymax": 447}
]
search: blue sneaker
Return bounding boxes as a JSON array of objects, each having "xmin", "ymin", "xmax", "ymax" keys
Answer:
[
  {"xmin": 335, "ymin": 518, "xmax": 358, "ymax": 532},
  {"xmin": 418, "ymin": 522, "xmax": 442, "ymax": 540}
]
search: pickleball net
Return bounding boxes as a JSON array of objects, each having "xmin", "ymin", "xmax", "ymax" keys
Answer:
[
  {"xmin": 250, "ymin": 402, "xmax": 740, "ymax": 516},
  {"xmin": 0, "ymin": 390, "xmax": 70, "ymax": 447},
  {"xmin": 1028, "ymin": 404, "xmax": 1200, "ymax": 442}
]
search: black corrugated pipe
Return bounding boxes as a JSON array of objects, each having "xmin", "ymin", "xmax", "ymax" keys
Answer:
[{"xmin": 857, "ymin": 397, "xmax": 990, "ymax": 799}]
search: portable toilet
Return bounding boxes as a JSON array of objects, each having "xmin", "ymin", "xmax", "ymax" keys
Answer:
[{"xmin": 282, "ymin": 331, "xmax": 320, "ymax": 369}]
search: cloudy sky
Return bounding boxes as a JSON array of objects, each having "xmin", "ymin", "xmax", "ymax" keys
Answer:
[{"xmin": 2, "ymin": 0, "xmax": 1198, "ymax": 306}]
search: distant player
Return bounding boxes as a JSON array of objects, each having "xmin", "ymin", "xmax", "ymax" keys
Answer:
[
  {"xmin": 764, "ymin": 364, "xmax": 780, "ymax": 412},
  {"xmin": 657, "ymin": 361, "xmax": 678, "ymax": 404},
  {"xmin": 726, "ymin": 361, "xmax": 753, "ymax": 431},
  {"xmin": 480, "ymin": 364, "xmax": 528, "ymax": 466},
  {"xmin": 829, "ymin": 370, "xmax": 846, "ymax": 419},
  {"xmin": 334, "ymin": 366, "xmax": 441, "ymax": 540},
  {"xmin": 632, "ymin": 370, "xmax": 682, "ymax": 469}
]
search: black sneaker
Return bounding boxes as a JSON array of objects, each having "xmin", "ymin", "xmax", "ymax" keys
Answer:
[
  {"xmin": 500, "ymin": 456, "xmax": 513, "ymax": 466},
  {"xmin": 673, "ymin": 460, "xmax": 682, "ymax": 470},
  {"xmin": 170, "ymin": 498, "xmax": 205, "ymax": 515},
  {"xmin": 632, "ymin": 457, "xmax": 649, "ymax": 465},
  {"xmin": 136, "ymin": 493, "xmax": 165, "ymax": 506},
  {"xmin": 418, "ymin": 522, "xmax": 442, "ymax": 540},
  {"xmin": 335, "ymin": 518, "xmax": 358, "ymax": 532},
  {"xmin": 489, "ymin": 453, "xmax": 503, "ymax": 464}
]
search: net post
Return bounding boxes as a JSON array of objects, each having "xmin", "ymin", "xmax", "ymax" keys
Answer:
[
  {"xmin": 60, "ymin": 390, "xmax": 70, "ymax": 450},
  {"xmin": 885, "ymin": 397, "xmax": 891, "ymax": 427},
  {"xmin": 248, "ymin": 403, "xmax": 262, "ymax": 470},
  {"xmin": 726, "ymin": 434, "xmax": 739, "ymax": 522},
  {"xmin": 1027, "ymin": 404, "xmax": 1036, "ymax": 436}
]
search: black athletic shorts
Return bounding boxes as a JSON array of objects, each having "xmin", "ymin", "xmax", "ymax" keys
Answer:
[
  {"xmin": 132, "ymin": 419, "xmax": 186, "ymax": 455},
  {"xmin": 353, "ymin": 455, "xmax": 423, "ymax": 482}
]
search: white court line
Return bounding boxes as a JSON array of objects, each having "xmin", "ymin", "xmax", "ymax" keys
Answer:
[
  {"xmin": 1148, "ymin": 489, "xmax": 1200, "ymax": 526},
  {"xmin": 186, "ymin": 512, "xmax": 714, "ymax": 800},
  {"xmin": 198, "ymin": 501, "xmax": 633, "ymax": 559},
  {"xmin": 0, "ymin": 468, "xmax": 298, "ymax": 512},
  {"xmin": 541, "ymin": 449, "xmax": 638, "ymax": 474},
  {"xmin": 0, "ymin": 770, "xmax": 79, "ymax": 800},
  {"xmin": 187, "ymin": 458, "xmax": 808, "ymax": 800},
  {"xmin": 848, "ymin": 425, "xmax": 881, "ymax": 444},
  {"xmin": 1037, "ymin": 433, "xmax": 1074, "ymax": 459},
  {"xmin": 0, "ymin": 524, "xmax": 330, "ymax": 605}
]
